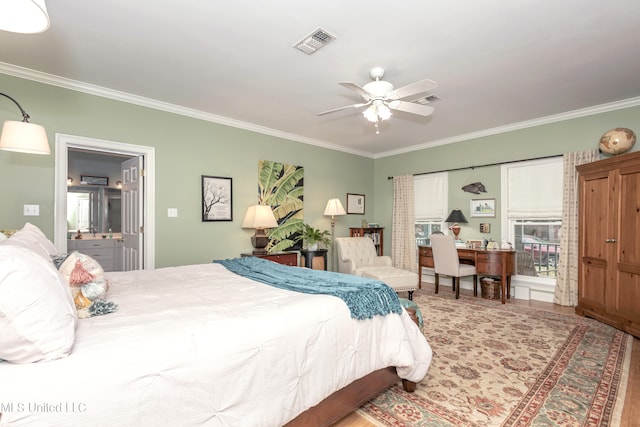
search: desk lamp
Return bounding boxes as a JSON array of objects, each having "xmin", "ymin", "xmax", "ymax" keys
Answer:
[{"xmin": 445, "ymin": 209, "xmax": 467, "ymax": 240}]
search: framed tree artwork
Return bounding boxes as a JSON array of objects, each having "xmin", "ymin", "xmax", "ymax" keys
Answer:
[{"xmin": 202, "ymin": 175, "xmax": 232, "ymax": 221}]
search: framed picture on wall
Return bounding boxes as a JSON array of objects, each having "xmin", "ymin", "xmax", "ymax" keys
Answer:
[
  {"xmin": 201, "ymin": 175, "xmax": 232, "ymax": 221},
  {"xmin": 470, "ymin": 198, "xmax": 496, "ymax": 218},
  {"xmin": 346, "ymin": 193, "xmax": 365, "ymax": 214},
  {"xmin": 80, "ymin": 175, "xmax": 109, "ymax": 186},
  {"xmin": 480, "ymin": 223, "xmax": 491, "ymax": 233}
]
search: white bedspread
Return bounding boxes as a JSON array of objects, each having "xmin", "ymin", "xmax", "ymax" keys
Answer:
[{"xmin": 0, "ymin": 263, "xmax": 431, "ymax": 426}]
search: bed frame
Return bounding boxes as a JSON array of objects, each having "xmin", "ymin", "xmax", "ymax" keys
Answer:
[
  {"xmin": 286, "ymin": 306, "xmax": 421, "ymax": 426},
  {"xmin": 286, "ymin": 367, "xmax": 416, "ymax": 426}
]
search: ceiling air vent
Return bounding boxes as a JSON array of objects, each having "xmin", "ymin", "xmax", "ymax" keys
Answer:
[
  {"xmin": 412, "ymin": 94, "xmax": 440, "ymax": 105},
  {"xmin": 293, "ymin": 28, "xmax": 337, "ymax": 55}
]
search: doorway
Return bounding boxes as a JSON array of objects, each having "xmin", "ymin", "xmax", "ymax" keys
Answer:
[{"xmin": 54, "ymin": 134, "xmax": 156, "ymax": 269}]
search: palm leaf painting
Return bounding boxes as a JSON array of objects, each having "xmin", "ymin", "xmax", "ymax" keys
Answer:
[{"xmin": 257, "ymin": 160, "xmax": 304, "ymax": 252}]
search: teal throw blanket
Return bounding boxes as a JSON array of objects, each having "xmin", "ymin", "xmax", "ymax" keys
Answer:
[{"xmin": 214, "ymin": 257, "xmax": 402, "ymax": 320}]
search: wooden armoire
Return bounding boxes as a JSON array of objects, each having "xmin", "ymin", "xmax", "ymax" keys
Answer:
[{"xmin": 575, "ymin": 150, "xmax": 640, "ymax": 337}]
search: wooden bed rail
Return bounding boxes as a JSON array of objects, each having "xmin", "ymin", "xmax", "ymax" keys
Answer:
[{"xmin": 285, "ymin": 367, "xmax": 415, "ymax": 427}]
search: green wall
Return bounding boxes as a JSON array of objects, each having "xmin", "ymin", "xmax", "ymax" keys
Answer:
[
  {"xmin": 0, "ymin": 73, "xmax": 374, "ymax": 267},
  {"xmin": 2, "ymin": 72, "xmax": 639, "ymax": 263},
  {"xmin": 374, "ymin": 106, "xmax": 640, "ymax": 248}
]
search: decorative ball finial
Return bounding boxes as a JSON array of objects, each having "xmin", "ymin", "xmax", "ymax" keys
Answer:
[{"xmin": 599, "ymin": 128, "xmax": 636, "ymax": 155}]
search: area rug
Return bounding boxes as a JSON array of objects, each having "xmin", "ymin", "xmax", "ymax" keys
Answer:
[{"xmin": 359, "ymin": 291, "xmax": 633, "ymax": 426}]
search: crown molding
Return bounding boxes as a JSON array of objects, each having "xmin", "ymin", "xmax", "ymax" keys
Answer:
[
  {"xmin": 374, "ymin": 96, "xmax": 640, "ymax": 159},
  {"xmin": 0, "ymin": 62, "xmax": 375, "ymax": 158},
  {"xmin": 3, "ymin": 61, "xmax": 637, "ymax": 161}
]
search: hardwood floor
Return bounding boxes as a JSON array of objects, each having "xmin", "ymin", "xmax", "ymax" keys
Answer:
[{"xmin": 333, "ymin": 286, "xmax": 640, "ymax": 427}]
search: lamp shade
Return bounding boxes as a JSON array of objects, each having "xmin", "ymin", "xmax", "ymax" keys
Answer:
[
  {"xmin": 0, "ymin": 0, "xmax": 50, "ymax": 34},
  {"xmin": 323, "ymin": 198, "xmax": 346, "ymax": 217},
  {"xmin": 242, "ymin": 205, "xmax": 278, "ymax": 229},
  {"xmin": 0, "ymin": 120, "xmax": 50, "ymax": 154},
  {"xmin": 445, "ymin": 209, "xmax": 468, "ymax": 223}
]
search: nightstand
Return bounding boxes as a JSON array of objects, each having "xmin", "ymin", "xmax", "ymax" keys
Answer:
[
  {"xmin": 299, "ymin": 249, "xmax": 328, "ymax": 270},
  {"xmin": 241, "ymin": 251, "xmax": 298, "ymax": 266}
]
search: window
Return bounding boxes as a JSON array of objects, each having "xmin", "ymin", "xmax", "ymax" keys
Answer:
[
  {"xmin": 501, "ymin": 157, "xmax": 562, "ymax": 277},
  {"xmin": 414, "ymin": 172, "xmax": 448, "ymax": 247}
]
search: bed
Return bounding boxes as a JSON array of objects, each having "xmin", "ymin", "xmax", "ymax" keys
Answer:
[{"xmin": 0, "ymin": 224, "xmax": 432, "ymax": 427}]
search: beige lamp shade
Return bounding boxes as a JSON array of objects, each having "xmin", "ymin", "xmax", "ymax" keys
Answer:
[
  {"xmin": 0, "ymin": 120, "xmax": 50, "ymax": 154},
  {"xmin": 0, "ymin": 0, "xmax": 50, "ymax": 34},
  {"xmin": 242, "ymin": 205, "xmax": 278, "ymax": 229},
  {"xmin": 323, "ymin": 198, "xmax": 346, "ymax": 217},
  {"xmin": 242, "ymin": 205, "xmax": 278, "ymax": 255}
]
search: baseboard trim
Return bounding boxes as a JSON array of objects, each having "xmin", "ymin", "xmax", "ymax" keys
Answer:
[{"xmin": 419, "ymin": 269, "xmax": 556, "ymax": 303}]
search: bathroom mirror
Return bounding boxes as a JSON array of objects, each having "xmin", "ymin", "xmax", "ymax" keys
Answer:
[{"xmin": 67, "ymin": 186, "xmax": 121, "ymax": 234}]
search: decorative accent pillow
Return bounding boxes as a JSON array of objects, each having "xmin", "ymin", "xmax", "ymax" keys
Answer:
[
  {"xmin": 58, "ymin": 252, "xmax": 116, "ymax": 318},
  {"xmin": 0, "ymin": 246, "xmax": 77, "ymax": 364}
]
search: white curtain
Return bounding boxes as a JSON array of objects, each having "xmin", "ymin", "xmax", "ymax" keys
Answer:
[
  {"xmin": 392, "ymin": 175, "xmax": 416, "ymax": 272},
  {"xmin": 554, "ymin": 149, "xmax": 599, "ymax": 306}
]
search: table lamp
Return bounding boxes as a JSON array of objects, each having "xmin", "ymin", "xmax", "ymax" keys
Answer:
[
  {"xmin": 242, "ymin": 204, "xmax": 278, "ymax": 255},
  {"xmin": 445, "ymin": 209, "xmax": 467, "ymax": 240}
]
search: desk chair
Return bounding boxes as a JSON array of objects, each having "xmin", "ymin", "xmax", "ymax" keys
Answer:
[{"xmin": 430, "ymin": 234, "xmax": 478, "ymax": 299}]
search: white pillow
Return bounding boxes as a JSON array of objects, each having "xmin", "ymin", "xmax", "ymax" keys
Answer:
[
  {"xmin": 0, "ymin": 232, "xmax": 7, "ymax": 241},
  {"xmin": 22, "ymin": 223, "xmax": 59, "ymax": 255},
  {"xmin": 0, "ymin": 246, "xmax": 77, "ymax": 364},
  {"xmin": 0, "ymin": 223, "xmax": 59, "ymax": 262}
]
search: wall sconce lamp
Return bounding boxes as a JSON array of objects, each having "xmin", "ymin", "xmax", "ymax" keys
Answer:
[
  {"xmin": 242, "ymin": 204, "xmax": 278, "ymax": 255},
  {"xmin": 0, "ymin": 92, "xmax": 50, "ymax": 154},
  {"xmin": 445, "ymin": 209, "xmax": 468, "ymax": 240},
  {"xmin": 67, "ymin": 177, "xmax": 73, "ymax": 186},
  {"xmin": 0, "ymin": 0, "xmax": 50, "ymax": 34},
  {"xmin": 323, "ymin": 198, "xmax": 346, "ymax": 271},
  {"xmin": 116, "ymin": 180, "xmax": 122, "ymax": 189}
]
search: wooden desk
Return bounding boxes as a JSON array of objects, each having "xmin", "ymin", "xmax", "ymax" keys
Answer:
[{"xmin": 418, "ymin": 246, "xmax": 515, "ymax": 304}]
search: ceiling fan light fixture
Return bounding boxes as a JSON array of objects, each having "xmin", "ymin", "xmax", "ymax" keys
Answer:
[
  {"xmin": 363, "ymin": 105, "xmax": 378, "ymax": 123},
  {"xmin": 363, "ymin": 102, "xmax": 391, "ymax": 123},
  {"xmin": 377, "ymin": 104, "xmax": 392, "ymax": 121}
]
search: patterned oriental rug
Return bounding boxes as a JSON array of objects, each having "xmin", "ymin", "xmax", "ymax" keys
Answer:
[{"xmin": 359, "ymin": 290, "xmax": 633, "ymax": 426}]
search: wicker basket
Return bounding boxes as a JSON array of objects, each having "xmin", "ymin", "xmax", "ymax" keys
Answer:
[{"xmin": 480, "ymin": 278, "xmax": 501, "ymax": 300}]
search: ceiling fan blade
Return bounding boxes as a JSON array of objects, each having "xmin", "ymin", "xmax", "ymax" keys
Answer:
[
  {"xmin": 388, "ymin": 79, "xmax": 437, "ymax": 100},
  {"xmin": 339, "ymin": 82, "xmax": 372, "ymax": 101},
  {"xmin": 387, "ymin": 100, "xmax": 435, "ymax": 116},
  {"xmin": 316, "ymin": 102, "xmax": 369, "ymax": 116}
]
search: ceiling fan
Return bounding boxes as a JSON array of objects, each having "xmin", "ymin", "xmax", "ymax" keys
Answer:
[{"xmin": 317, "ymin": 67, "xmax": 438, "ymax": 132}]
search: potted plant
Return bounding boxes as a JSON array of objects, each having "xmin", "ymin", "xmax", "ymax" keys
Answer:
[{"xmin": 301, "ymin": 223, "xmax": 331, "ymax": 250}]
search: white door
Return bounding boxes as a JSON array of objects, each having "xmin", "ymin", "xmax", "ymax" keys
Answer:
[{"xmin": 121, "ymin": 156, "xmax": 144, "ymax": 270}]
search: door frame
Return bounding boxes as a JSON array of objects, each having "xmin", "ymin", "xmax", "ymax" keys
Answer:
[{"xmin": 54, "ymin": 133, "xmax": 156, "ymax": 269}]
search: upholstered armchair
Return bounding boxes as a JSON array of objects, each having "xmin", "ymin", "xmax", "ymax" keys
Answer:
[{"xmin": 335, "ymin": 237, "xmax": 418, "ymax": 300}]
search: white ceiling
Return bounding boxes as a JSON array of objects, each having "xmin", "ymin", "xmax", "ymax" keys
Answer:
[{"xmin": 1, "ymin": 0, "xmax": 639, "ymax": 158}]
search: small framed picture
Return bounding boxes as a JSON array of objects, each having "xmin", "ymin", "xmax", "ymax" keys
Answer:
[
  {"xmin": 80, "ymin": 175, "xmax": 108, "ymax": 186},
  {"xmin": 202, "ymin": 175, "xmax": 232, "ymax": 221},
  {"xmin": 470, "ymin": 198, "xmax": 496, "ymax": 218},
  {"xmin": 480, "ymin": 223, "xmax": 491, "ymax": 233},
  {"xmin": 347, "ymin": 193, "xmax": 365, "ymax": 215}
]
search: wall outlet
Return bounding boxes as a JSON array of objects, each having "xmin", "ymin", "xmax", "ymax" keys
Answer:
[
  {"xmin": 167, "ymin": 208, "xmax": 178, "ymax": 218},
  {"xmin": 24, "ymin": 204, "xmax": 40, "ymax": 216}
]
